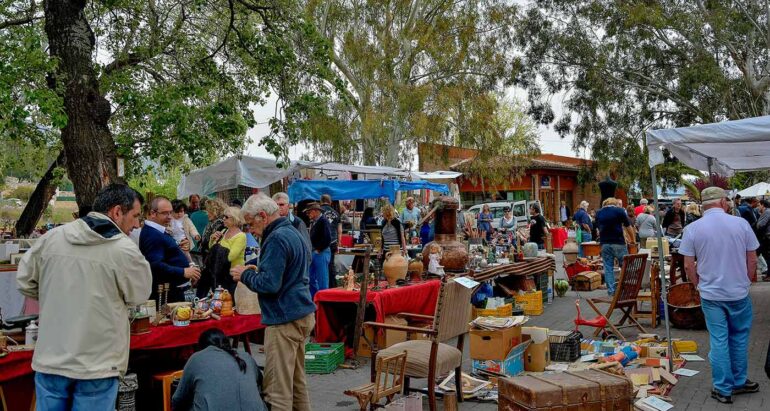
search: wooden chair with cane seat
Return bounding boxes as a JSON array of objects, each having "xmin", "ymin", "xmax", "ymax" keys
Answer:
[
  {"xmin": 344, "ymin": 351, "xmax": 408, "ymax": 410},
  {"xmin": 365, "ymin": 277, "xmax": 475, "ymax": 411},
  {"xmin": 633, "ymin": 260, "xmax": 661, "ymax": 328},
  {"xmin": 586, "ymin": 253, "xmax": 648, "ymax": 340}
]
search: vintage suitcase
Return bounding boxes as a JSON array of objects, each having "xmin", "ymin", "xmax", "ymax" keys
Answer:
[
  {"xmin": 499, "ymin": 372, "xmax": 602, "ymax": 410},
  {"xmin": 573, "ymin": 271, "xmax": 602, "ymax": 292},
  {"xmin": 499, "ymin": 370, "xmax": 633, "ymax": 411},
  {"xmin": 568, "ymin": 370, "xmax": 633, "ymax": 411}
]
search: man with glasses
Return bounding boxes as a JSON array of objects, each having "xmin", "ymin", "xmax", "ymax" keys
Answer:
[
  {"xmin": 680, "ymin": 187, "xmax": 760, "ymax": 404},
  {"xmin": 139, "ymin": 196, "xmax": 201, "ymax": 302},
  {"xmin": 272, "ymin": 192, "xmax": 311, "ymax": 251}
]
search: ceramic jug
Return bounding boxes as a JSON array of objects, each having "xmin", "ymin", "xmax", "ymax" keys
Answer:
[{"xmin": 382, "ymin": 245, "xmax": 408, "ymax": 286}]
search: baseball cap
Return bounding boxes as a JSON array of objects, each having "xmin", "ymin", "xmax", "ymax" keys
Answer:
[{"xmin": 701, "ymin": 186, "xmax": 726, "ymax": 203}]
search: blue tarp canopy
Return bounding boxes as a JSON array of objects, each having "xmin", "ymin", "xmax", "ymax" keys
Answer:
[{"xmin": 288, "ymin": 180, "xmax": 449, "ymax": 203}]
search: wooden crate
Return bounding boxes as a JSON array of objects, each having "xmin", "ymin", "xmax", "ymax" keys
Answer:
[{"xmin": 573, "ymin": 271, "xmax": 602, "ymax": 292}]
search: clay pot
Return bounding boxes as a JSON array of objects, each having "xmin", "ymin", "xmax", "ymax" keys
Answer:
[
  {"xmin": 383, "ymin": 245, "xmax": 408, "ymax": 286},
  {"xmin": 408, "ymin": 255, "xmax": 424, "ymax": 282},
  {"xmin": 562, "ymin": 239, "xmax": 579, "ymax": 265},
  {"xmin": 421, "ymin": 196, "xmax": 469, "ymax": 273}
]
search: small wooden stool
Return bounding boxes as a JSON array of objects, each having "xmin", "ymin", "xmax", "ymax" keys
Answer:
[
  {"xmin": 152, "ymin": 370, "xmax": 183, "ymax": 411},
  {"xmin": 633, "ymin": 261, "xmax": 661, "ymax": 328}
]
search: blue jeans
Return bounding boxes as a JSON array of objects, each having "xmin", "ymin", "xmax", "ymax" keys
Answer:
[
  {"xmin": 578, "ymin": 232, "xmax": 592, "ymax": 257},
  {"xmin": 35, "ymin": 372, "xmax": 118, "ymax": 411},
  {"xmin": 600, "ymin": 244, "xmax": 627, "ymax": 295},
  {"xmin": 701, "ymin": 297, "xmax": 753, "ymax": 396},
  {"xmin": 309, "ymin": 248, "xmax": 331, "ymax": 297}
]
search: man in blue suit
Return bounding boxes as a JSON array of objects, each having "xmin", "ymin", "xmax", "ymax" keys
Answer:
[{"xmin": 140, "ymin": 196, "xmax": 201, "ymax": 302}]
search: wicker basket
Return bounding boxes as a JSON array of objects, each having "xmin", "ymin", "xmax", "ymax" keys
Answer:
[{"xmin": 514, "ymin": 291, "xmax": 544, "ymax": 315}]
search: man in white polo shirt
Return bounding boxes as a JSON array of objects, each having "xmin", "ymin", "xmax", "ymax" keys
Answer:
[{"xmin": 679, "ymin": 186, "xmax": 760, "ymax": 404}]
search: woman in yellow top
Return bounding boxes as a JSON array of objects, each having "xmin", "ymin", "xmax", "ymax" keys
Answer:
[{"xmin": 211, "ymin": 206, "xmax": 246, "ymax": 268}]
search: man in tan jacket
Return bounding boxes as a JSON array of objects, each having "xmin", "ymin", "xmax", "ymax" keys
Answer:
[{"xmin": 17, "ymin": 184, "xmax": 152, "ymax": 410}]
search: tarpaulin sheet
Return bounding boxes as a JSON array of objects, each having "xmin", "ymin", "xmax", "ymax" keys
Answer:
[{"xmin": 288, "ymin": 180, "xmax": 449, "ymax": 202}]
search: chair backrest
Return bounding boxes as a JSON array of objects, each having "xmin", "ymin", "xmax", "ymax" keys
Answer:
[
  {"xmin": 373, "ymin": 351, "xmax": 408, "ymax": 401},
  {"xmin": 432, "ymin": 278, "xmax": 474, "ymax": 342},
  {"xmin": 614, "ymin": 254, "xmax": 648, "ymax": 306}
]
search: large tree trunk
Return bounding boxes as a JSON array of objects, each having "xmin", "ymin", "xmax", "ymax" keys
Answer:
[
  {"xmin": 44, "ymin": 0, "xmax": 117, "ymax": 212},
  {"xmin": 15, "ymin": 151, "xmax": 66, "ymax": 237}
]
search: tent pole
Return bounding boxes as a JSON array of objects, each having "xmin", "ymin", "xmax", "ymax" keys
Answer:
[
  {"xmin": 651, "ymin": 165, "xmax": 674, "ymax": 370},
  {"xmin": 707, "ymin": 158, "xmax": 714, "ymax": 185}
]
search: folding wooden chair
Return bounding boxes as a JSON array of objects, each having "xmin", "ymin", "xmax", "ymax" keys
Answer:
[
  {"xmin": 586, "ymin": 254, "xmax": 648, "ymax": 340},
  {"xmin": 344, "ymin": 351, "xmax": 407, "ymax": 410}
]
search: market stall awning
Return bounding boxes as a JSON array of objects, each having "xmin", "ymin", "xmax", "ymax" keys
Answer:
[
  {"xmin": 409, "ymin": 171, "xmax": 463, "ymax": 180},
  {"xmin": 177, "ymin": 155, "xmax": 296, "ymax": 198},
  {"xmin": 295, "ymin": 161, "xmax": 410, "ymax": 177},
  {"xmin": 736, "ymin": 181, "xmax": 770, "ymax": 198},
  {"xmin": 646, "ymin": 115, "xmax": 770, "ymax": 175},
  {"xmin": 288, "ymin": 179, "xmax": 449, "ymax": 203}
]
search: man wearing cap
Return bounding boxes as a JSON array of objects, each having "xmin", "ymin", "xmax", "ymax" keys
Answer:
[
  {"xmin": 679, "ymin": 187, "xmax": 760, "ymax": 404},
  {"xmin": 306, "ymin": 202, "xmax": 332, "ymax": 297}
]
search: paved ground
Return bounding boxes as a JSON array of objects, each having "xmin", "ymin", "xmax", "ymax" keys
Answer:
[{"xmin": 250, "ymin": 251, "xmax": 770, "ymax": 410}]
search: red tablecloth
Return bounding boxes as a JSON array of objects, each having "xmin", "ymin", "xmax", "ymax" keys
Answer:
[
  {"xmin": 549, "ymin": 228, "xmax": 568, "ymax": 249},
  {"xmin": 0, "ymin": 350, "xmax": 33, "ymax": 384},
  {"xmin": 313, "ymin": 280, "xmax": 441, "ymax": 343},
  {"xmin": 130, "ymin": 313, "xmax": 264, "ymax": 350},
  {"xmin": 0, "ymin": 314, "xmax": 264, "ymax": 383}
]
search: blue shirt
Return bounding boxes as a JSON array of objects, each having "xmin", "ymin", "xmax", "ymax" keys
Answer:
[
  {"xmin": 678, "ymin": 208, "xmax": 759, "ymax": 301},
  {"xmin": 401, "ymin": 207, "xmax": 421, "ymax": 224},
  {"xmin": 595, "ymin": 206, "xmax": 629, "ymax": 245},
  {"xmin": 573, "ymin": 208, "xmax": 592, "ymax": 230},
  {"xmin": 139, "ymin": 220, "xmax": 190, "ymax": 302}
]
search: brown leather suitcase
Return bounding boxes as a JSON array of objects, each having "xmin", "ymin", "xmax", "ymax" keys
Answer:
[
  {"xmin": 499, "ymin": 369, "xmax": 632, "ymax": 410},
  {"xmin": 567, "ymin": 370, "xmax": 633, "ymax": 411}
]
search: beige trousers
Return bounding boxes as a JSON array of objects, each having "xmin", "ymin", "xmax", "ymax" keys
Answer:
[{"xmin": 263, "ymin": 313, "xmax": 315, "ymax": 411}]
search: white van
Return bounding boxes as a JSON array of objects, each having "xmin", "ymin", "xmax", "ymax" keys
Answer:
[{"xmin": 467, "ymin": 200, "xmax": 543, "ymax": 229}]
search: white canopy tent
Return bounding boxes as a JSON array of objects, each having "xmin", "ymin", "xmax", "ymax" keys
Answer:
[
  {"xmin": 646, "ymin": 115, "xmax": 770, "ymax": 369},
  {"xmin": 736, "ymin": 181, "xmax": 770, "ymax": 198},
  {"xmin": 177, "ymin": 155, "xmax": 459, "ymax": 198},
  {"xmin": 177, "ymin": 155, "xmax": 298, "ymax": 198}
]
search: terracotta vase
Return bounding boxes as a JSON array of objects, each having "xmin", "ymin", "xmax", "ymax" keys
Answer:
[
  {"xmin": 382, "ymin": 245, "xmax": 408, "ymax": 285},
  {"xmin": 220, "ymin": 289, "xmax": 234, "ymax": 317},
  {"xmin": 408, "ymin": 254, "xmax": 424, "ymax": 282}
]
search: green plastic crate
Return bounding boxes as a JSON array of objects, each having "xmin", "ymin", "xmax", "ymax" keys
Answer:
[{"xmin": 305, "ymin": 343, "xmax": 344, "ymax": 374}]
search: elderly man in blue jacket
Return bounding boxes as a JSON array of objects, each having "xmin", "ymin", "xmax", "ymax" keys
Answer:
[{"xmin": 230, "ymin": 193, "xmax": 315, "ymax": 411}]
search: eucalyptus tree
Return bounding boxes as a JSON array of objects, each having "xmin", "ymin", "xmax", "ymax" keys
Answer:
[{"xmin": 514, "ymin": 1, "xmax": 770, "ymax": 191}]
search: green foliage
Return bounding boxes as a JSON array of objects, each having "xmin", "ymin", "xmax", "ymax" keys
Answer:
[
  {"xmin": 10, "ymin": 185, "xmax": 34, "ymax": 202},
  {"xmin": 515, "ymin": 1, "xmax": 770, "ymax": 188},
  {"xmin": 2, "ymin": 0, "xmax": 337, "ymax": 183},
  {"xmin": 128, "ymin": 167, "xmax": 183, "ymax": 200},
  {"xmin": 304, "ymin": 0, "xmax": 523, "ymax": 168},
  {"xmin": 730, "ymin": 171, "xmax": 770, "ymax": 190}
]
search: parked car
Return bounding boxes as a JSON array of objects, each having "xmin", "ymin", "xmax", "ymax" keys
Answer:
[{"xmin": 467, "ymin": 200, "xmax": 543, "ymax": 229}]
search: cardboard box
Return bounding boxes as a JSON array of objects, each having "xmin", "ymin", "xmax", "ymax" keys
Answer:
[
  {"xmin": 472, "ymin": 340, "xmax": 531, "ymax": 377},
  {"xmin": 523, "ymin": 326, "xmax": 550, "ymax": 372},
  {"xmin": 470, "ymin": 326, "xmax": 522, "ymax": 361},
  {"xmin": 358, "ymin": 315, "xmax": 408, "ymax": 357}
]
